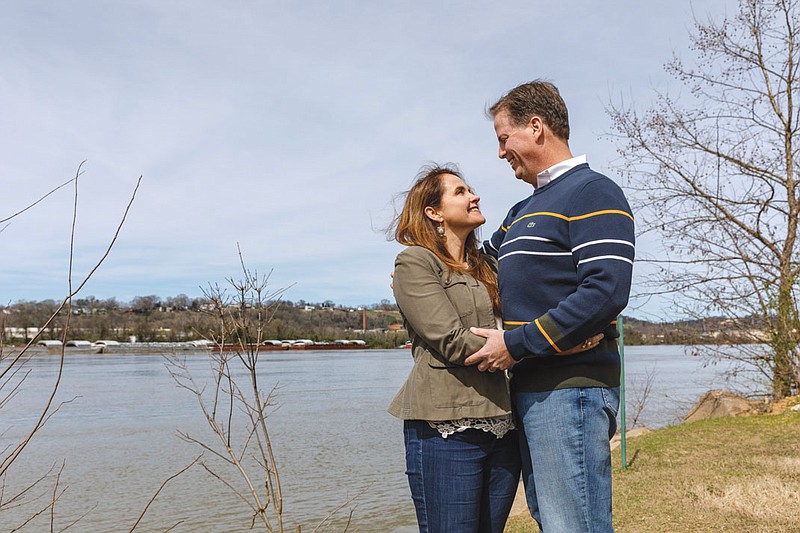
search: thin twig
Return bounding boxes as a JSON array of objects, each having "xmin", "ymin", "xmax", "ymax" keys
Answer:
[
  {"xmin": 0, "ymin": 174, "xmax": 79, "ymax": 225},
  {"xmin": 128, "ymin": 456, "xmax": 201, "ymax": 532}
]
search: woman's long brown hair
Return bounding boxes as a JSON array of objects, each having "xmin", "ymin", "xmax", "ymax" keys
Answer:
[{"xmin": 390, "ymin": 164, "xmax": 501, "ymax": 315}]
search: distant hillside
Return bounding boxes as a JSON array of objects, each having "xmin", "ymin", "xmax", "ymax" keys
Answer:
[
  {"xmin": 621, "ymin": 315, "xmax": 768, "ymax": 345},
  {"xmin": 1, "ymin": 296, "xmax": 768, "ymax": 348},
  {"xmin": 1, "ymin": 297, "xmax": 408, "ymax": 349}
]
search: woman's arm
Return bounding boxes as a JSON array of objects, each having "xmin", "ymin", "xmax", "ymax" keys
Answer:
[{"xmin": 392, "ymin": 247, "xmax": 486, "ymax": 365}]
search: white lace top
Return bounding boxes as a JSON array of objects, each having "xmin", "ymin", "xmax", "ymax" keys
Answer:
[{"xmin": 428, "ymin": 413, "xmax": 515, "ymax": 439}]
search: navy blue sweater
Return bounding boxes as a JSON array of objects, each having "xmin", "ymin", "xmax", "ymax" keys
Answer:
[{"xmin": 484, "ymin": 163, "xmax": 635, "ymax": 391}]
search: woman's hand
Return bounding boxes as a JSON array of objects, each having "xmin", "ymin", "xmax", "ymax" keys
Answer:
[{"xmin": 558, "ymin": 333, "xmax": 605, "ymax": 356}]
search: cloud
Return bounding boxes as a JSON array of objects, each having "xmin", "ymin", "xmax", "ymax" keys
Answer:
[{"xmin": 0, "ymin": 0, "xmax": 728, "ymax": 315}]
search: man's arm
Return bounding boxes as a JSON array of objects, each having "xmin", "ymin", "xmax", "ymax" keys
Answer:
[
  {"xmin": 481, "ymin": 197, "xmax": 528, "ymax": 258},
  {"xmin": 465, "ymin": 328, "xmax": 606, "ymax": 372},
  {"xmin": 481, "ymin": 225, "xmax": 505, "ymax": 259}
]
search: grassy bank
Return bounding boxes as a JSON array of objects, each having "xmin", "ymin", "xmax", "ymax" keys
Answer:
[{"xmin": 505, "ymin": 411, "xmax": 800, "ymax": 532}]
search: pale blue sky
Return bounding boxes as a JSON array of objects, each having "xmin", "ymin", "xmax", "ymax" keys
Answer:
[{"xmin": 0, "ymin": 1, "xmax": 732, "ymax": 318}]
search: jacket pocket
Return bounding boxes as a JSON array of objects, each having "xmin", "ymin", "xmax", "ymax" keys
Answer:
[
  {"xmin": 427, "ymin": 363, "xmax": 483, "ymax": 408},
  {"xmin": 442, "ymin": 279, "xmax": 475, "ymax": 319}
]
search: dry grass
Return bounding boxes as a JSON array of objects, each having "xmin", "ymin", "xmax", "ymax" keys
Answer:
[{"xmin": 505, "ymin": 411, "xmax": 800, "ymax": 532}]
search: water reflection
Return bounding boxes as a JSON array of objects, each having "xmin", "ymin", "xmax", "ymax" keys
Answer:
[{"xmin": 1, "ymin": 346, "xmax": 763, "ymax": 531}]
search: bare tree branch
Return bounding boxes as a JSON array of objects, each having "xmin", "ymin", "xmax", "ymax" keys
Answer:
[
  {"xmin": 608, "ymin": 0, "xmax": 800, "ymax": 398},
  {"xmin": 164, "ymin": 251, "xmax": 361, "ymax": 530},
  {"xmin": 0, "ymin": 171, "xmax": 79, "ymax": 225},
  {"xmin": 128, "ymin": 456, "xmax": 201, "ymax": 532},
  {"xmin": 1, "ymin": 164, "xmax": 142, "ymax": 530}
]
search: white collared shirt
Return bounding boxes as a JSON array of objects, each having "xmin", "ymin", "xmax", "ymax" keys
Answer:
[{"xmin": 536, "ymin": 154, "xmax": 587, "ymax": 189}]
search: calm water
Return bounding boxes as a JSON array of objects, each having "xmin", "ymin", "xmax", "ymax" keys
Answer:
[{"xmin": 1, "ymin": 346, "xmax": 763, "ymax": 532}]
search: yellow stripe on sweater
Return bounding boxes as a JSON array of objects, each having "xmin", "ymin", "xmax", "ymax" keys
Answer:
[
  {"xmin": 503, "ymin": 320, "xmax": 530, "ymax": 327},
  {"xmin": 509, "ymin": 209, "xmax": 634, "ymax": 228},
  {"xmin": 569, "ymin": 209, "xmax": 634, "ymax": 222},
  {"xmin": 535, "ymin": 318, "xmax": 561, "ymax": 353},
  {"xmin": 509, "ymin": 212, "xmax": 569, "ymax": 228}
]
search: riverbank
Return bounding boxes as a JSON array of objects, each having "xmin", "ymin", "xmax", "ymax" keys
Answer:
[
  {"xmin": 504, "ymin": 397, "xmax": 800, "ymax": 532},
  {"xmin": 6, "ymin": 340, "xmax": 381, "ymax": 357}
]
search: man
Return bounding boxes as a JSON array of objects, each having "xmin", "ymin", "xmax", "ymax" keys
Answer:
[{"xmin": 464, "ymin": 80, "xmax": 635, "ymax": 532}]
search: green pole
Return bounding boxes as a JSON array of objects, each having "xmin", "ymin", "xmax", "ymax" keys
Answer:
[{"xmin": 618, "ymin": 316, "xmax": 627, "ymax": 470}]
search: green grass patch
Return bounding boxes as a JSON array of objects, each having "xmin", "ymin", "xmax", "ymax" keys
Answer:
[{"xmin": 505, "ymin": 412, "xmax": 800, "ymax": 532}]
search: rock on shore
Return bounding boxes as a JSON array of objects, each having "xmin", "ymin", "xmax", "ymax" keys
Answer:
[{"xmin": 684, "ymin": 389, "xmax": 756, "ymax": 423}]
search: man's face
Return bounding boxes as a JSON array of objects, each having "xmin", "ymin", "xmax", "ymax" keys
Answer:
[{"xmin": 493, "ymin": 110, "xmax": 538, "ymax": 185}]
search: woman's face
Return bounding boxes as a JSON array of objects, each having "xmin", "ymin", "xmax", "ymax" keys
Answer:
[{"xmin": 431, "ymin": 173, "xmax": 485, "ymax": 233}]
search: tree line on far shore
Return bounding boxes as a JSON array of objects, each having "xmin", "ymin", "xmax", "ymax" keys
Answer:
[
  {"xmin": 1, "ymin": 295, "xmax": 408, "ymax": 348},
  {"xmin": 0, "ymin": 295, "xmax": 775, "ymax": 348}
]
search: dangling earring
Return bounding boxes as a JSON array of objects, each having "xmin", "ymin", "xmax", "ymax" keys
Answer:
[{"xmin": 436, "ymin": 223, "xmax": 445, "ymax": 237}]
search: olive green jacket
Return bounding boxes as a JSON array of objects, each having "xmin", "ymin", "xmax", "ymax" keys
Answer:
[{"xmin": 388, "ymin": 246, "xmax": 512, "ymax": 421}]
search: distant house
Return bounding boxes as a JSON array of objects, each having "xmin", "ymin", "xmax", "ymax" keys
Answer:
[{"xmin": 3, "ymin": 327, "xmax": 27, "ymax": 337}]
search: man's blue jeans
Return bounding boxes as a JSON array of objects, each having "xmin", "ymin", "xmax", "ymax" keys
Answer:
[
  {"xmin": 403, "ymin": 420, "xmax": 521, "ymax": 533},
  {"xmin": 514, "ymin": 387, "xmax": 619, "ymax": 533}
]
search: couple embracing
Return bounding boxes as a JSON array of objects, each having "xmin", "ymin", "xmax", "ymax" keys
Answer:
[{"xmin": 388, "ymin": 80, "xmax": 635, "ymax": 533}]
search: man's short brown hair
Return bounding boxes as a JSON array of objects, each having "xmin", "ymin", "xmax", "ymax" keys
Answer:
[{"xmin": 489, "ymin": 80, "xmax": 570, "ymax": 141}]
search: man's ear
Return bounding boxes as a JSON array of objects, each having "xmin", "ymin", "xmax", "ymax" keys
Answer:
[
  {"xmin": 529, "ymin": 115, "xmax": 549, "ymax": 144},
  {"xmin": 529, "ymin": 115, "xmax": 543, "ymax": 135},
  {"xmin": 424, "ymin": 206, "xmax": 443, "ymax": 223}
]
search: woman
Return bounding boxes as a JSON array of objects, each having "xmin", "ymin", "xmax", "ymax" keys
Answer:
[{"xmin": 388, "ymin": 164, "xmax": 520, "ymax": 533}]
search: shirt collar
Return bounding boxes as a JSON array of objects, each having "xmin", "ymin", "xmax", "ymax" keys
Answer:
[{"xmin": 536, "ymin": 154, "xmax": 587, "ymax": 188}]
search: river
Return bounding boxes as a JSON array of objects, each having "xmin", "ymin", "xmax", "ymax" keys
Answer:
[{"xmin": 1, "ymin": 345, "xmax": 764, "ymax": 532}]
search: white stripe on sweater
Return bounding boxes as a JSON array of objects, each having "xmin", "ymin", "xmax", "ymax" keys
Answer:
[
  {"xmin": 577, "ymin": 255, "xmax": 634, "ymax": 266},
  {"xmin": 499, "ymin": 250, "xmax": 572, "ymax": 261},
  {"xmin": 572, "ymin": 239, "xmax": 635, "ymax": 252},
  {"xmin": 500, "ymin": 235, "xmax": 555, "ymax": 248}
]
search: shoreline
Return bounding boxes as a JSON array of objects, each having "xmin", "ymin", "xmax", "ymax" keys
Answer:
[{"xmin": 4, "ymin": 342, "xmax": 391, "ymax": 357}]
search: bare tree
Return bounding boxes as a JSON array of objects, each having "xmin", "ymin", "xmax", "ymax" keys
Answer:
[
  {"xmin": 0, "ymin": 163, "xmax": 141, "ymax": 529},
  {"xmin": 165, "ymin": 249, "xmax": 362, "ymax": 532},
  {"xmin": 165, "ymin": 249, "xmax": 292, "ymax": 531},
  {"xmin": 626, "ymin": 369, "xmax": 657, "ymax": 429},
  {"xmin": 608, "ymin": 0, "xmax": 800, "ymax": 399}
]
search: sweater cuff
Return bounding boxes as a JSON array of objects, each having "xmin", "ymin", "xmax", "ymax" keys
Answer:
[{"xmin": 503, "ymin": 328, "xmax": 528, "ymax": 361}]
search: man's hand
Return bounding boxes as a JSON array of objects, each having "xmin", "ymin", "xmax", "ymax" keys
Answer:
[
  {"xmin": 465, "ymin": 331, "xmax": 606, "ymax": 371},
  {"xmin": 558, "ymin": 333, "xmax": 604, "ymax": 355},
  {"xmin": 464, "ymin": 328, "xmax": 515, "ymax": 372}
]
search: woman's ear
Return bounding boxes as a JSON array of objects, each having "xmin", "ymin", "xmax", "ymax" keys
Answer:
[{"xmin": 424, "ymin": 206, "xmax": 443, "ymax": 223}]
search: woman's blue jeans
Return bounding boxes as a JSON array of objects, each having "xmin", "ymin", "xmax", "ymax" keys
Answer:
[{"xmin": 403, "ymin": 420, "xmax": 521, "ymax": 533}]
